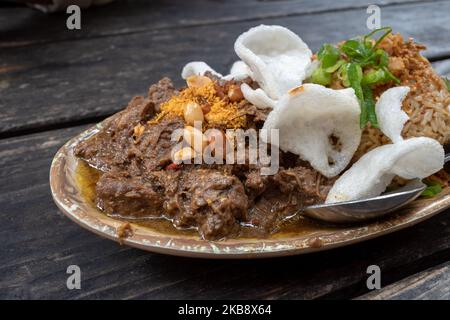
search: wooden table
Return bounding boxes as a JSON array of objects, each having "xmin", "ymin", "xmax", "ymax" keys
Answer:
[{"xmin": 1, "ymin": 0, "xmax": 449, "ymax": 300}]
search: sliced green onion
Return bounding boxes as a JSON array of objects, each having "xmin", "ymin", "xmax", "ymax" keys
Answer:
[
  {"xmin": 311, "ymin": 67, "xmax": 332, "ymax": 86},
  {"xmin": 346, "ymin": 63, "xmax": 367, "ymax": 128},
  {"xmin": 376, "ymin": 49, "xmax": 389, "ymax": 67},
  {"xmin": 362, "ymin": 69, "xmax": 386, "ymax": 85},
  {"xmin": 359, "ymin": 101, "xmax": 368, "ymax": 129},
  {"xmin": 338, "ymin": 63, "xmax": 350, "ymax": 87},
  {"xmin": 325, "ymin": 59, "xmax": 345, "ymax": 73},
  {"xmin": 346, "ymin": 63, "xmax": 363, "ymax": 98},
  {"xmin": 382, "ymin": 67, "xmax": 401, "ymax": 84},
  {"xmin": 362, "ymin": 85, "xmax": 378, "ymax": 128},
  {"xmin": 309, "ymin": 26, "xmax": 400, "ymax": 130},
  {"xmin": 421, "ymin": 180, "xmax": 443, "ymax": 197},
  {"xmin": 318, "ymin": 44, "xmax": 341, "ymax": 69},
  {"xmin": 364, "ymin": 27, "xmax": 392, "ymax": 51},
  {"xmin": 340, "ymin": 39, "xmax": 368, "ymax": 60},
  {"xmin": 443, "ymin": 77, "xmax": 450, "ymax": 92}
]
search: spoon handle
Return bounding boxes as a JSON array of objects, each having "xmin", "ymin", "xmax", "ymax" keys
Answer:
[{"xmin": 445, "ymin": 153, "xmax": 450, "ymax": 164}]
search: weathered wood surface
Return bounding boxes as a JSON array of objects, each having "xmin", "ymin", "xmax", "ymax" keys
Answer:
[
  {"xmin": 433, "ymin": 59, "xmax": 450, "ymax": 77},
  {"xmin": 1, "ymin": 0, "xmax": 450, "ymax": 135},
  {"xmin": 0, "ymin": 0, "xmax": 437, "ymax": 48},
  {"xmin": 358, "ymin": 261, "xmax": 450, "ymax": 300},
  {"xmin": 1, "ymin": 0, "xmax": 450, "ymax": 300},
  {"xmin": 0, "ymin": 126, "xmax": 450, "ymax": 299}
]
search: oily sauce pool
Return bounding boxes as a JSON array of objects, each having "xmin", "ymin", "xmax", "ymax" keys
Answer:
[{"xmin": 75, "ymin": 160, "xmax": 334, "ymax": 239}]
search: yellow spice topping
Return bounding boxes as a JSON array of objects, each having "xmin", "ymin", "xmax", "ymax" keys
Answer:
[{"xmin": 151, "ymin": 79, "xmax": 246, "ymax": 129}]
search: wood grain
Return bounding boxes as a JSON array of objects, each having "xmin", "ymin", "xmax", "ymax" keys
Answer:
[
  {"xmin": 357, "ymin": 261, "xmax": 450, "ymax": 300},
  {"xmin": 433, "ymin": 59, "xmax": 450, "ymax": 77},
  {"xmin": 1, "ymin": 125, "xmax": 450, "ymax": 299},
  {"xmin": 2, "ymin": 0, "xmax": 450, "ymax": 300},
  {"xmin": 0, "ymin": 0, "xmax": 438, "ymax": 48},
  {"xmin": 1, "ymin": 1, "xmax": 450, "ymax": 135}
]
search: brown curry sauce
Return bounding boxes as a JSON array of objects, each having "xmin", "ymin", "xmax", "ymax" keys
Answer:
[{"xmin": 75, "ymin": 160, "xmax": 334, "ymax": 240}]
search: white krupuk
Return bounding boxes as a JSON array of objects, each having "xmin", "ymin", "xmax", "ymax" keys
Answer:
[
  {"xmin": 182, "ymin": 60, "xmax": 252, "ymax": 81},
  {"xmin": 235, "ymin": 25, "xmax": 312, "ymax": 101},
  {"xmin": 225, "ymin": 61, "xmax": 253, "ymax": 81},
  {"xmin": 327, "ymin": 83, "xmax": 444, "ymax": 203},
  {"xmin": 261, "ymin": 84, "xmax": 361, "ymax": 178},
  {"xmin": 181, "ymin": 61, "xmax": 223, "ymax": 79},
  {"xmin": 240, "ymin": 83, "xmax": 276, "ymax": 109},
  {"xmin": 304, "ymin": 60, "xmax": 320, "ymax": 79},
  {"xmin": 375, "ymin": 86, "xmax": 410, "ymax": 143},
  {"xmin": 326, "ymin": 137, "xmax": 445, "ymax": 203}
]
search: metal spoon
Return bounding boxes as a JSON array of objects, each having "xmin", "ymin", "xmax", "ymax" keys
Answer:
[{"xmin": 304, "ymin": 153, "xmax": 450, "ymax": 224}]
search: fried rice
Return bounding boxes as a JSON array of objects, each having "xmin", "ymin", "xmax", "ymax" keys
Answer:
[
  {"xmin": 354, "ymin": 34, "xmax": 450, "ymax": 158},
  {"xmin": 349, "ymin": 34, "xmax": 450, "ymax": 186}
]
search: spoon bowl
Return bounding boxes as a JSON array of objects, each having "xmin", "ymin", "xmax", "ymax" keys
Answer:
[
  {"xmin": 304, "ymin": 179, "xmax": 426, "ymax": 223},
  {"xmin": 305, "ymin": 153, "xmax": 450, "ymax": 224}
]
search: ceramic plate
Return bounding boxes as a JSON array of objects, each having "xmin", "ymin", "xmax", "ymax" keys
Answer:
[{"xmin": 50, "ymin": 120, "xmax": 450, "ymax": 259}]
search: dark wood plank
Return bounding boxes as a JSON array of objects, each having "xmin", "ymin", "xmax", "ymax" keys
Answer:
[
  {"xmin": 1, "ymin": 126, "xmax": 450, "ymax": 299},
  {"xmin": 358, "ymin": 261, "xmax": 450, "ymax": 300},
  {"xmin": 1, "ymin": 1, "xmax": 450, "ymax": 136},
  {"xmin": 433, "ymin": 59, "xmax": 450, "ymax": 77},
  {"xmin": 0, "ymin": 0, "xmax": 436, "ymax": 48}
]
